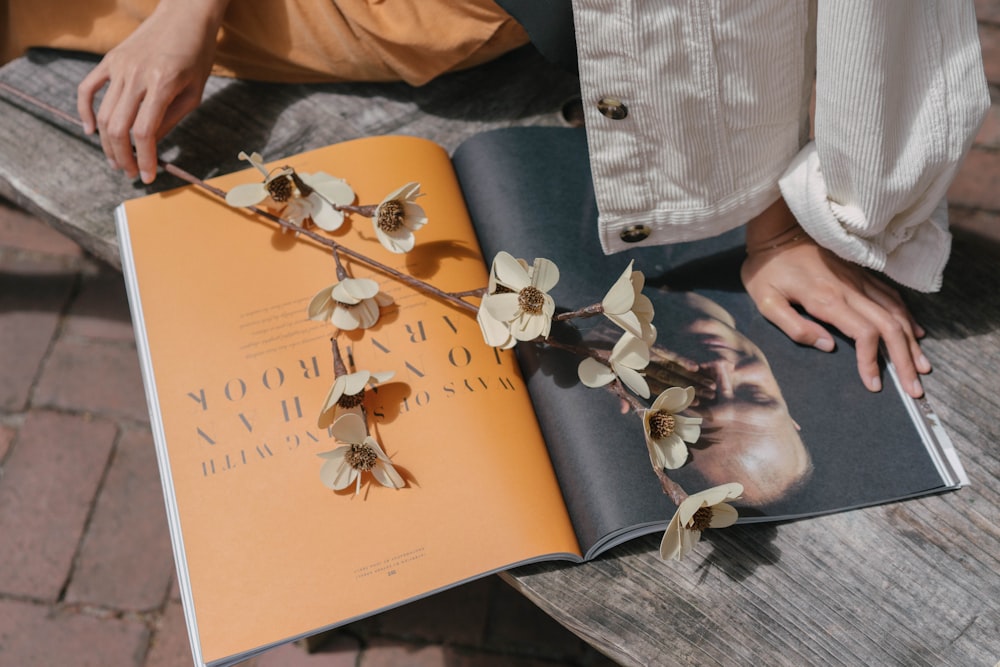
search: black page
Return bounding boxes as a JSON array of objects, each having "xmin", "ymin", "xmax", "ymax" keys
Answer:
[{"xmin": 453, "ymin": 127, "xmax": 952, "ymax": 557}]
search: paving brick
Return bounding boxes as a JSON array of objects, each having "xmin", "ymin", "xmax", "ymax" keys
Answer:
[
  {"xmin": 974, "ymin": 102, "xmax": 1000, "ymax": 149},
  {"xmin": 948, "ymin": 148, "xmax": 1000, "ymax": 211},
  {"xmin": 33, "ymin": 337, "xmax": 150, "ymax": 422},
  {"xmin": 64, "ymin": 427, "xmax": 174, "ymax": 611},
  {"xmin": 0, "ymin": 199, "xmax": 83, "ymax": 258},
  {"xmin": 0, "ymin": 598, "xmax": 149, "ymax": 667},
  {"xmin": 248, "ymin": 634, "xmax": 360, "ymax": 667},
  {"xmin": 0, "ymin": 257, "xmax": 76, "ymax": 411},
  {"xmin": 0, "ymin": 423, "xmax": 14, "ymax": 462},
  {"xmin": 359, "ymin": 641, "xmax": 449, "ymax": 667},
  {"xmin": 484, "ymin": 580, "xmax": 604, "ymax": 664},
  {"xmin": 441, "ymin": 646, "xmax": 582, "ymax": 667},
  {"xmin": 372, "ymin": 576, "xmax": 491, "ymax": 645},
  {"xmin": 981, "ymin": 23, "xmax": 1000, "ymax": 85},
  {"xmin": 977, "ymin": 0, "xmax": 1000, "ymax": 24},
  {"xmin": 64, "ymin": 265, "xmax": 136, "ymax": 342},
  {"xmin": 0, "ymin": 410, "xmax": 116, "ymax": 600},
  {"xmin": 0, "ymin": 411, "xmax": 116, "ymax": 600},
  {"xmin": 145, "ymin": 601, "xmax": 196, "ymax": 667}
]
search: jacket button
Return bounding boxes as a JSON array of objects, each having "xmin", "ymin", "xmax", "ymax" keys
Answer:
[
  {"xmin": 620, "ymin": 225, "xmax": 650, "ymax": 243},
  {"xmin": 597, "ymin": 96, "xmax": 628, "ymax": 120}
]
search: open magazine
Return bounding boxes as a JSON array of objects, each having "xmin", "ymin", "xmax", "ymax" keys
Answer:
[{"xmin": 116, "ymin": 127, "xmax": 965, "ymax": 667}]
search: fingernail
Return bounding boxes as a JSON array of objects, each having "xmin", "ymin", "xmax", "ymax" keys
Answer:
[
  {"xmin": 814, "ymin": 337, "xmax": 835, "ymax": 352},
  {"xmin": 83, "ymin": 123, "xmax": 95, "ymax": 135},
  {"xmin": 140, "ymin": 170, "xmax": 154, "ymax": 184},
  {"xmin": 869, "ymin": 376, "xmax": 882, "ymax": 392},
  {"xmin": 107, "ymin": 158, "xmax": 119, "ymax": 170},
  {"xmin": 918, "ymin": 354, "xmax": 931, "ymax": 371},
  {"xmin": 912, "ymin": 379, "xmax": 923, "ymax": 397}
]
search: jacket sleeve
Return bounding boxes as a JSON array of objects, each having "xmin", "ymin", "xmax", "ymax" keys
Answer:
[{"xmin": 779, "ymin": 0, "xmax": 988, "ymax": 292}]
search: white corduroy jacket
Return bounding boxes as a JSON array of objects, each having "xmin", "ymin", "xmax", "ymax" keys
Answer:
[{"xmin": 572, "ymin": 0, "xmax": 989, "ymax": 291}]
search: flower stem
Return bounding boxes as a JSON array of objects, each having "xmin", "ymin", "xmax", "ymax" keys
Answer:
[
  {"xmin": 655, "ymin": 468, "xmax": 688, "ymax": 507},
  {"xmin": 553, "ymin": 303, "xmax": 604, "ymax": 321},
  {"xmin": 331, "ymin": 337, "xmax": 348, "ymax": 376},
  {"xmin": 0, "ymin": 83, "xmax": 481, "ymax": 317}
]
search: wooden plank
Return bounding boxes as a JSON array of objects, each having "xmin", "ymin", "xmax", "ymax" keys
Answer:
[{"xmin": 0, "ymin": 47, "xmax": 580, "ymax": 267}]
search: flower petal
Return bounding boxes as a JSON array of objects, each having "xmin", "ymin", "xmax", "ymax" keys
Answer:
[
  {"xmin": 601, "ymin": 262, "xmax": 636, "ymax": 314},
  {"xmin": 674, "ymin": 416, "xmax": 702, "ymax": 444},
  {"xmin": 578, "ymin": 358, "xmax": 615, "ymax": 388},
  {"xmin": 353, "ymin": 298, "xmax": 382, "ymax": 329},
  {"xmin": 402, "ymin": 202, "xmax": 428, "ymax": 229},
  {"xmin": 374, "ymin": 224, "xmax": 415, "ymax": 253},
  {"xmin": 308, "ymin": 194, "xmax": 345, "ymax": 231},
  {"xmin": 304, "ymin": 172, "xmax": 356, "ymax": 205},
  {"xmin": 611, "ymin": 333, "xmax": 650, "ymax": 369},
  {"xmin": 492, "ymin": 252, "xmax": 531, "ymax": 290},
  {"xmin": 530, "ymin": 257, "xmax": 560, "ymax": 292},
  {"xmin": 330, "ymin": 305, "xmax": 361, "ymax": 330},
  {"xmin": 319, "ymin": 448, "xmax": 358, "ymax": 490},
  {"xmin": 511, "ymin": 312, "xmax": 548, "ymax": 341},
  {"xmin": 484, "ymin": 292, "xmax": 521, "ymax": 322},
  {"xmin": 650, "ymin": 433, "xmax": 688, "ymax": 470},
  {"xmin": 319, "ymin": 377, "xmax": 347, "ymax": 415},
  {"xmin": 614, "ymin": 364, "xmax": 650, "ymax": 399},
  {"xmin": 225, "ymin": 183, "xmax": 269, "ymax": 207},
  {"xmin": 478, "ymin": 303, "xmax": 516, "ymax": 348},
  {"xmin": 341, "ymin": 371, "xmax": 371, "ymax": 396},
  {"xmin": 709, "ymin": 503, "xmax": 739, "ymax": 529},
  {"xmin": 370, "ymin": 370, "xmax": 395, "ymax": 384},
  {"xmin": 606, "ymin": 311, "xmax": 644, "ymax": 340},
  {"xmin": 330, "ymin": 413, "xmax": 367, "ymax": 444},
  {"xmin": 658, "ymin": 516, "xmax": 686, "ymax": 561},
  {"xmin": 371, "ymin": 462, "xmax": 405, "ymax": 489},
  {"xmin": 655, "ymin": 386, "xmax": 695, "ymax": 414},
  {"xmin": 306, "ymin": 287, "xmax": 335, "ymax": 321},
  {"xmin": 334, "ymin": 278, "xmax": 380, "ymax": 302}
]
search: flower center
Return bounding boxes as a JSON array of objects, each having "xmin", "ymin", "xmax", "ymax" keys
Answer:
[
  {"xmin": 648, "ymin": 410, "xmax": 676, "ymax": 439},
  {"xmin": 335, "ymin": 300, "xmax": 360, "ymax": 309},
  {"xmin": 518, "ymin": 286, "xmax": 545, "ymax": 314},
  {"xmin": 688, "ymin": 506, "xmax": 713, "ymax": 532},
  {"xmin": 266, "ymin": 175, "xmax": 293, "ymax": 202},
  {"xmin": 377, "ymin": 200, "xmax": 405, "ymax": 232},
  {"xmin": 337, "ymin": 392, "xmax": 365, "ymax": 409},
  {"xmin": 345, "ymin": 443, "xmax": 378, "ymax": 471}
]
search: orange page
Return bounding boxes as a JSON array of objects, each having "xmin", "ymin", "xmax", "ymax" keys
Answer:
[{"xmin": 118, "ymin": 136, "xmax": 580, "ymax": 665}]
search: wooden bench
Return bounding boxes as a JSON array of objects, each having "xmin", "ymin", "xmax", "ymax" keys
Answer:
[{"xmin": 3, "ymin": 49, "xmax": 999, "ymax": 667}]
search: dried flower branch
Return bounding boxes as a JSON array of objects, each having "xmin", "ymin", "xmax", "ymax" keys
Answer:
[{"xmin": 3, "ymin": 83, "xmax": 744, "ymax": 559}]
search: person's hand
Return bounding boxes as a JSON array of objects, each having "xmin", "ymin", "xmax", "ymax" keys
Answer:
[
  {"xmin": 76, "ymin": 0, "xmax": 230, "ymax": 183},
  {"xmin": 741, "ymin": 201, "xmax": 930, "ymax": 399}
]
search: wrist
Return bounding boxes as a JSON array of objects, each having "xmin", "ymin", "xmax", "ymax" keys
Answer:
[{"xmin": 745, "ymin": 198, "xmax": 808, "ymax": 255}]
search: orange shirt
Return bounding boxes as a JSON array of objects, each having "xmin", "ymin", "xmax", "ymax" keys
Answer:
[{"xmin": 1, "ymin": 0, "xmax": 529, "ymax": 86}]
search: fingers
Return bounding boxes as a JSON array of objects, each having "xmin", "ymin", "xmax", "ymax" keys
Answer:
[
  {"xmin": 76, "ymin": 64, "xmax": 109, "ymax": 135},
  {"xmin": 743, "ymin": 243, "xmax": 930, "ymax": 398},
  {"xmin": 847, "ymin": 287, "xmax": 927, "ymax": 398},
  {"xmin": 750, "ymin": 288, "xmax": 836, "ymax": 352},
  {"xmin": 97, "ymin": 75, "xmax": 143, "ymax": 178}
]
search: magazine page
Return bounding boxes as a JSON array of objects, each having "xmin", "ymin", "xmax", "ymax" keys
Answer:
[
  {"xmin": 118, "ymin": 135, "xmax": 580, "ymax": 666},
  {"xmin": 453, "ymin": 126, "xmax": 963, "ymax": 557}
]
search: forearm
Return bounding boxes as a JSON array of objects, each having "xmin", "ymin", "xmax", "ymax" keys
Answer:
[{"xmin": 780, "ymin": 0, "xmax": 988, "ymax": 293}]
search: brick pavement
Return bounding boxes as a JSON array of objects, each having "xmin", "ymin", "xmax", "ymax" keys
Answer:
[{"xmin": 3, "ymin": 6, "xmax": 1000, "ymax": 665}]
